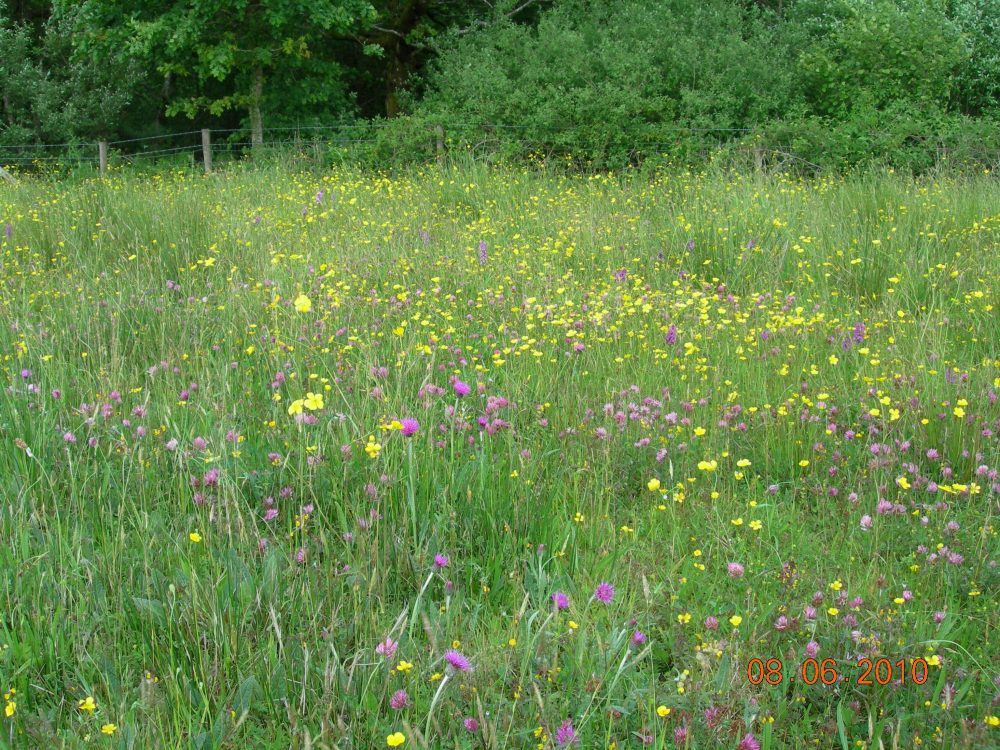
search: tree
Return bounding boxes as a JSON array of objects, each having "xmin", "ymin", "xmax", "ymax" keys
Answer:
[
  {"xmin": 87, "ymin": 0, "xmax": 378, "ymax": 147},
  {"xmin": 345, "ymin": 0, "xmax": 549, "ymax": 117}
]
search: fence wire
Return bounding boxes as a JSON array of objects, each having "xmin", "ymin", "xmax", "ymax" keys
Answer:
[{"xmin": 3, "ymin": 123, "xmax": 1000, "ymax": 173}]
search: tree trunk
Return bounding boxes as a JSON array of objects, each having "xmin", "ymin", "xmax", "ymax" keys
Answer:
[
  {"xmin": 385, "ymin": 41, "xmax": 407, "ymax": 118},
  {"xmin": 250, "ymin": 65, "xmax": 264, "ymax": 150}
]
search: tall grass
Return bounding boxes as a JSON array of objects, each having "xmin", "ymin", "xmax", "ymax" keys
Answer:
[{"xmin": 0, "ymin": 163, "xmax": 997, "ymax": 749}]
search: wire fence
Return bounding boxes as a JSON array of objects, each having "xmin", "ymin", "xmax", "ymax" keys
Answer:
[{"xmin": 2, "ymin": 120, "xmax": 1000, "ymax": 174}]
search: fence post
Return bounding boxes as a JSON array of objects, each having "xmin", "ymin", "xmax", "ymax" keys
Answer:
[
  {"xmin": 435, "ymin": 125, "xmax": 445, "ymax": 164},
  {"xmin": 201, "ymin": 129, "xmax": 212, "ymax": 174},
  {"xmin": 98, "ymin": 141, "xmax": 108, "ymax": 176}
]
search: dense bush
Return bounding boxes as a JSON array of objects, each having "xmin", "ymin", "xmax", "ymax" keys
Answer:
[
  {"xmin": 401, "ymin": 0, "xmax": 1000, "ymax": 171},
  {"xmin": 2, "ymin": 0, "xmax": 1000, "ymax": 172}
]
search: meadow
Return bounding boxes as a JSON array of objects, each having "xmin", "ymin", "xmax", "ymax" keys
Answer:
[{"xmin": 0, "ymin": 162, "xmax": 997, "ymax": 749}]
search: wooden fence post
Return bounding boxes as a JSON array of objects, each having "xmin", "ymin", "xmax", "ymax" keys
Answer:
[
  {"xmin": 435, "ymin": 125, "xmax": 445, "ymax": 164},
  {"xmin": 98, "ymin": 141, "xmax": 108, "ymax": 176},
  {"xmin": 201, "ymin": 129, "xmax": 212, "ymax": 174}
]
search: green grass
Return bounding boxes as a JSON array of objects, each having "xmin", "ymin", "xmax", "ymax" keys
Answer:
[{"xmin": 0, "ymin": 162, "xmax": 997, "ymax": 749}]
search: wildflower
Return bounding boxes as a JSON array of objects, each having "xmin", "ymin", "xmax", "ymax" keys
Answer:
[
  {"xmin": 294, "ymin": 294, "xmax": 312, "ymax": 313},
  {"xmin": 101, "ymin": 724, "xmax": 117, "ymax": 735},
  {"xmin": 738, "ymin": 733, "xmax": 761, "ymax": 750},
  {"xmin": 189, "ymin": 532, "xmax": 202, "ymax": 543},
  {"xmin": 594, "ymin": 582, "xmax": 615, "ymax": 604},
  {"xmin": 728, "ymin": 562, "xmax": 745, "ymax": 578},
  {"xmin": 632, "ymin": 630, "xmax": 647, "ymax": 646},
  {"xmin": 478, "ymin": 240, "xmax": 488, "ymax": 265},
  {"xmin": 704, "ymin": 616, "xmax": 719, "ymax": 630},
  {"xmin": 552, "ymin": 592, "xmax": 569, "ymax": 610},
  {"xmin": 400, "ymin": 418, "xmax": 419, "ymax": 437},
  {"xmin": 63, "ymin": 432, "xmax": 76, "ymax": 443},
  {"xmin": 454, "ymin": 380, "xmax": 471, "ymax": 397},
  {"xmin": 860, "ymin": 514, "xmax": 873, "ymax": 530},
  {"xmin": 78, "ymin": 696, "xmax": 97, "ymax": 712},
  {"xmin": 444, "ymin": 650, "xmax": 471, "ymax": 672},
  {"xmin": 805, "ymin": 640, "xmax": 819, "ymax": 658},
  {"xmin": 464, "ymin": 717, "xmax": 479, "ymax": 732},
  {"xmin": 376, "ymin": 638, "xmax": 398, "ymax": 660},
  {"xmin": 729, "ymin": 615, "xmax": 743, "ymax": 628},
  {"xmin": 434, "ymin": 553, "xmax": 449, "ymax": 568},
  {"xmin": 389, "ymin": 689, "xmax": 409, "ymax": 710},
  {"xmin": 555, "ymin": 719, "xmax": 577, "ymax": 746},
  {"xmin": 386, "ymin": 732, "xmax": 406, "ymax": 747},
  {"xmin": 656, "ymin": 705, "xmax": 670, "ymax": 717},
  {"xmin": 303, "ymin": 392, "xmax": 324, "ymax": 410},
  {"xmin": 647, "ymin": 478, "xmax": 661, "ymax": 492}
]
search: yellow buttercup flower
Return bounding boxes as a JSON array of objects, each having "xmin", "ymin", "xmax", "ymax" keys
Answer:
[
  {"xmin": 729, "ymin": 615, "xmax": 742, "ymax": 627},
  {"xmin": 294, "ymin": 294, "xmax": 312, "ymax": 313},
  {"xmin": 387, "ymin": 732, "xmax": 406, "ymax": 746},
  {"xmin": 303, "ymin": 392, "xmax": 324, "ymax": 410},
  {"xmin": 101, "ymin": 724, "xmax": 117, "ymax": 735},
  {"xmin": 189, "ymin": 532, "xmax": 202, "ymax": 543},
  {"xmin": 78, "ymin": 696, "xmax": 97, "ymax": 712}
]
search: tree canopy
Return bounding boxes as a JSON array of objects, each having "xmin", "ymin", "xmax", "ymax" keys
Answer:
[{"xmin": 1, "ymin": 0, "xmax": 998, "ymax": 170}]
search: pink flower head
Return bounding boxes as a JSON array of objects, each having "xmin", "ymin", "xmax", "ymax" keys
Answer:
[
  {"xmin": 375, "ymin": 638, "xmax": 398, "ymax": 660},
  {"xmin": 463, "ymin": 717, "xmax": 479, "ymax": 732},
  {"xmin": 454, "ymin": 380, "xmax": 471, "ymax": 397},
  {"xmin": 400, "ymin": 418, "xmax": 420, "ymax": 437},
  {"xmin": 434, "ymin": 553, "xmax": 450, "ymax": 568},
  {"xmin": 552, "ymin": 591, "xmax": 569, "ymax": 610},
  {"xmin": 593, "ymin": 582, "xmax": 615, "ymax": 604},
  {"xmin": 704, "ymin": 616, "xmax": 719, "ymax": 630},
  {"xmin": 728, "ymin": 562, "xmax": 745, "ymax": 578},
  {"xmin": 390, "ymin": 689, "xmax": 409, "ymax": 710},
  {"xmin": 444, "ymin": 649, "xmax": 471, "ymax": 672},
  {"xmin": 555, "ymin": 719, "xmax": 577, "ymax": 746}
]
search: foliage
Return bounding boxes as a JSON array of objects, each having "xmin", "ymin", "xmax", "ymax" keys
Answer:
[{"xmin": 2, "ymin": 0, "xmax": 1000, "ymax": 171}]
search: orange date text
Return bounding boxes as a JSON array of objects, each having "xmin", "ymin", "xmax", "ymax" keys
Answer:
[{"xmin": 745, "ymin": 657, "xmax": 929, "ymax": 686}]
